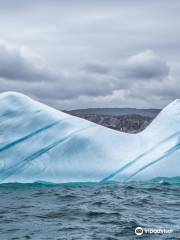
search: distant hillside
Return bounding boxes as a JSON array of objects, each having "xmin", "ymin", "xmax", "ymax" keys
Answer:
[
  {"xmin": 65, "ymin": 107, "xmax": 161, "ymax": 133},
  {"xmin": 68, "ymin": 108, "xmax": 161, "ymax": 118},
  {"xmin": 66, "ymin": 113, "xmax": 153, "ymax": 133}
]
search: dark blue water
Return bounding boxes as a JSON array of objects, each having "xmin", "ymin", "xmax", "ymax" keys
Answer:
[{"xmin": 0, "ymin": 181, "xmax": 180, "ymax": 240}]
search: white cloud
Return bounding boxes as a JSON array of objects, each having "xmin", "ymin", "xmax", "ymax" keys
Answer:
[{"xmin": 125, "ymin": 50, "xmax": 169, "ymax": 79}]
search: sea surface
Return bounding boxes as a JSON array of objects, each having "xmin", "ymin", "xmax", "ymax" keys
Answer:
[{"xmin": 0, "ymin": 181, "xmax": 180, "ymax": 240}]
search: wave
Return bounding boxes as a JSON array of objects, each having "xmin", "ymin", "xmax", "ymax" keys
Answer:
[{"xmin": 0, "ymin": 177, "xmax": 180, "ymax": 189}]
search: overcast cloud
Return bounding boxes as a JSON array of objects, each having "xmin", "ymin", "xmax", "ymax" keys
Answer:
[{"xmin": 0, "ymin": 0, "xmax": 179, "ymax": 109}]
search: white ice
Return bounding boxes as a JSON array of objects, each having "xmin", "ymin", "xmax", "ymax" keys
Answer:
[{"xmin": 0, "ymin": 92, "xmax": 179, "ymax": 183}]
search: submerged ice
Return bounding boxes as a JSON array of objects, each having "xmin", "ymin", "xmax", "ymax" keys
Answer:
[{"xmin": 0, "ymin": 92, "xmax": 179, "ymax": 184}]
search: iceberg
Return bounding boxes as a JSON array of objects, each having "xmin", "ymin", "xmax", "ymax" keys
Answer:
[{"xmin": 0, "ymin": 92, "xmax": 179, "ymax": 184}]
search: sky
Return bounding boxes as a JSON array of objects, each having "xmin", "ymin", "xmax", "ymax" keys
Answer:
[{"xmin": 0, "ymin": 0, "xmax": 179, "ymax": 110}]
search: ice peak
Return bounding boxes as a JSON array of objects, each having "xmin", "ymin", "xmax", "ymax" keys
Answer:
[
  {"xmin": 0, "ymin": 91, "xmax": 30, "ymax": 100},
  {"xmin": 161, "ymin": 99, "xmax": 180, "ymax": 115},
  {"xmin": 0, "ymin": 91, "xmax": 38, "ymax": 113},
  {"xmin": 164, "ymin": 99, "xmax": 180, "ymax": 106}
]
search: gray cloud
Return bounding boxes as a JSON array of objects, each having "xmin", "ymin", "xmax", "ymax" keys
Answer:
[
  {"xmin": 0, "ymin": 40, "xmax": 172, "ymax": 107},
  {"xmin": 82, "ymin": 61, "xmax": 110, "ymax": 75},
  {"xmin": 0, "ymin": 0, "xmax": 179, "ymax": 109},
  {"xmin": 124, "ymin": 50, "xmax": 170, "ymax": 80},
  {"xmin": 0, "ymin": 42, "xmax": 54, "ymax": 81}
]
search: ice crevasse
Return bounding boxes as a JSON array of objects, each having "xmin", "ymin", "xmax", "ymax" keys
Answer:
[{"xmin": 0, "ymin": 92, "xmax": 179, "ymax": 184}]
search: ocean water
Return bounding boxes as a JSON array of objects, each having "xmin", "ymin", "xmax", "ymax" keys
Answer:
[{"xmin": 0, "ymin": 181, "xmax": 180, "ymax": 240}]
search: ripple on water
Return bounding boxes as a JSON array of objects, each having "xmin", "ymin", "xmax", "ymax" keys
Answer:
[{"xmin": 0, "ymin": 182, "xmax": 179, "ymax": 239}]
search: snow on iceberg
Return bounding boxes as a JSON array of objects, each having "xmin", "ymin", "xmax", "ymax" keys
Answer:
[{"xmin": 0, "ymin": 92, "xmax": 179, "ymax": 184}]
